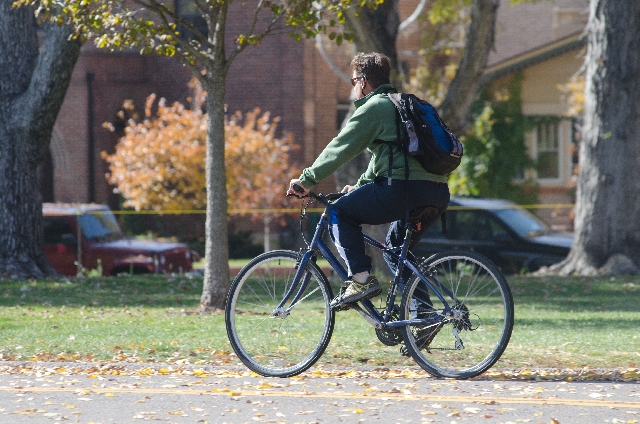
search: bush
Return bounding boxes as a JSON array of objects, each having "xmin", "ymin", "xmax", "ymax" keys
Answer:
[{"xmin": 229, "ymin": 230, "xmax": 263, "ymax": 259}]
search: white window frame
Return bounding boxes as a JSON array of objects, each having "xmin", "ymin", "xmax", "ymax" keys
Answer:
[{"xmin": 529, "ymin": 118, "xmax": 572, "ymax": 185}]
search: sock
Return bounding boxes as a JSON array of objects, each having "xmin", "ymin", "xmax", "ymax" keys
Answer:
[{"xmin": 351, "ymin": 271, "xmax": 370, "ymax": 283}]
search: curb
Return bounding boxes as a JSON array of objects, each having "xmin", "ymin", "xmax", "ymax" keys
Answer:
[{"xmin": 0, "ymin": 361, "xmax": 638, "ymax": 382}]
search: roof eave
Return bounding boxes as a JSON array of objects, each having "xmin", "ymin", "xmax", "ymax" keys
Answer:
[{"xmin": 482, "ymin": 32, "xmax": 587, "ymax": 84}]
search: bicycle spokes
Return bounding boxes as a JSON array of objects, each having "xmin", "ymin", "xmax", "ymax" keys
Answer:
[{"xmin": 400, "ymin": 250, "xmax": 514, "ymax": 379}]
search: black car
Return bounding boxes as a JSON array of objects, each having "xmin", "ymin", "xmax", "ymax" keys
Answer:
[{"xmin": 413, "ymin": 197, "xmax": 573, "ymax": 273}]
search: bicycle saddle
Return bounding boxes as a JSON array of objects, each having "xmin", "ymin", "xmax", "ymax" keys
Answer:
[{"xmin": 409, "ymin": 206, "xmax": 440, "ymax": 224}]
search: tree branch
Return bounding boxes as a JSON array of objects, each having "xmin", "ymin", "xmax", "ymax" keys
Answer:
[
  {"xmin": 315, "ymin": 34, "xmax": 352, "ymax": 83},
  {"xmin": 227, "ymin": 0, "xmax": 286, "ymax": 67},
  {"xmin": 207, "ymin": 2, "xmax": 228, "ymax": 76},
  {"xmin": 398, "ymin": 0, "xmax": 428, "ymax": 33},
  {"xmin": 132, "ymin": 0, "xmax": 214, "ymax": 60},
  {"xmin": 439, "ymin": 0, "xmax": 499, "ymax": 134},
  {"xmin": 19, "ymin": 21, "xmax": 82, "ymax": 161}
]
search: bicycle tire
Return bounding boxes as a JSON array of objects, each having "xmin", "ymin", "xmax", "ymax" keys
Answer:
[
  {"xmin": 225, "ymin": 250, "xmax": 335, "ymax": 377},
  {"xmin": 400, "ymin": 250, "xmax": 514, "ymax": 379}
]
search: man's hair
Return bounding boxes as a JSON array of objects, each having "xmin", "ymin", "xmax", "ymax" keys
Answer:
[{"xmin": 350, "ymin": 52, "xmax": 391, "ymax": 88}]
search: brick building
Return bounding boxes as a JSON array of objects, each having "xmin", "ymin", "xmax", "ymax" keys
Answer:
[
  {"xmin": 45, "ymin": 1, "xmax": 425, "ymax": 208},
  {"xmin": 47, "ymin": 28, "xmax": 306, "ymax": 207},
  {"xmin": 46, "ymin": 0, "xmax": 588, "ymax": 233}
]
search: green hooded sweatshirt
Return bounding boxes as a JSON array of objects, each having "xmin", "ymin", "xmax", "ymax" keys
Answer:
[{"xmin": 298, "ymin": 84, "xmax": 448, "ymax": 189}]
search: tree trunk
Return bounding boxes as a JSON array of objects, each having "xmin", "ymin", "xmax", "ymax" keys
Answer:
[
  {"xmin": 0, "ymin": 4, "xmax": 82, "ymax": 279},
  {"xmin": 439, "ymin": 0, "xmax": 499, "ymax": 134},
  {"xmin": 199, "ymin": 71, "xmax": 231, "ymax": 311},
  {"xmin": 553, "ymin": 0, "xmax": 640, "ymax": 276},
  {"xmin": 345, "ymin": 0, "xmax": 400, "ymax": 85},
  {"xmin": 263, "ymin": 216, "xmax": 272, "ymax": 253}
]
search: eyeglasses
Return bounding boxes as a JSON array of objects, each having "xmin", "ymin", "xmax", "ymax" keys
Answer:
[{"xmin": 351, "ymin": 76, "xmax": 364, "ymax": 86}]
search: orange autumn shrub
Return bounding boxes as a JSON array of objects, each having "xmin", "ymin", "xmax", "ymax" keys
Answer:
[{"xmin": 103, "ymin": 81, "xmax": 299, "ymax": 220}]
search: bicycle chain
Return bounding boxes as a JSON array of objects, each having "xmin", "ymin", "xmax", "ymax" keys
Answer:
[{"xmin": 375, "ymin": 304, "xmax": 403, "ymax": 346}]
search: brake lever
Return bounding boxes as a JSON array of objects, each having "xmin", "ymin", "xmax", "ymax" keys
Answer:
[
  {"xmin": 324, "ymin": 192, "xmax": 346, "ymax": 202},
  {"xmin": 286, "ymin": 183, "xmax": 308, "ymax": 198}
]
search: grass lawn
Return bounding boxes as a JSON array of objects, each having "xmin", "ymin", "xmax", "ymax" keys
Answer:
[{"xmin": 0, "ymin": 273, "xmax": 638, "ymax": 370}]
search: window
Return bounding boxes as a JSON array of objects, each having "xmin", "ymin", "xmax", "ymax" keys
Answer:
[
  {"xmin": 492, "ymin": 208, "xmax": 548, "ymax": 238},
  {"xmin": 535, "ymin": 120, "xmax": 560, "ymax": 179},
  {"xmin": 175, "ymin": 0, "xmax": 208, "ymax": 40},
  {"xmin": 78, "ymin": 211, "xmax": 123, "ymax": 241},
  {"xmin": 43, "ymin": 219, "xmax": 74, "ymax": 244},
  {"xmin": 454, "ymin": 210, "xmax": 503, "ymax": 241}
]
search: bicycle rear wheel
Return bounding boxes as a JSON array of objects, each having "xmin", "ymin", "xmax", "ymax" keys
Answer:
[
  {"xmin": 225, "ymin": 250, "xmax": 335, "ymax": 377},
  {"xmin": 400, "ymin": 250, "xmax": 514, "ymax": 379}
]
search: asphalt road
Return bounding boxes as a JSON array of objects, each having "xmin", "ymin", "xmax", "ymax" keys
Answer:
[{"xmin": 0, "ymin": 364, "xmax": 638, "ymax": 423}]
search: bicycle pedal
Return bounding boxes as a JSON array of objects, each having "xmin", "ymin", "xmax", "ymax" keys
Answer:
[{"xmin": 331, "ymin": 302, "xmax": 353, "ymax": 312}]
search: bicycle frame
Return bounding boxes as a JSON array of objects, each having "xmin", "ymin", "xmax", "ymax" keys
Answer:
[{"xmin": 275, "ymin": 201, "xmax": 459, "ymax": 330}]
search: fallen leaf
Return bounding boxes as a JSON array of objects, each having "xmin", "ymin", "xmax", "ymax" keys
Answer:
[
  {"xmin": 11, "ymin": 409, "xmax": 39, "ymax": 415},
  {"xmin": 257, "ymin": 382, "xmax": 276, "ymax": 389}
]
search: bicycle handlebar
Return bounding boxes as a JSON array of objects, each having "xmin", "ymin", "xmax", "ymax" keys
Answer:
[{"xmin": 286, "ymin": 183, "xmax": 345, "ymax": 206}]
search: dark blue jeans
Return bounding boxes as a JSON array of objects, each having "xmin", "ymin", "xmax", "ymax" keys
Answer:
[{"xmin": 328, "ymin": 178, "xmax": 450, "ymax": 281}]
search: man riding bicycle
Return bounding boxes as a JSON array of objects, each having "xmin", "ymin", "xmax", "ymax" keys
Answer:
[{"xmin": 287, "ymin": 52, "xmax": 450, "ymax": 310}]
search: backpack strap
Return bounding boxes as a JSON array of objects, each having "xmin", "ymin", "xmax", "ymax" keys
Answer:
[
  {"xmin": 391, "ymin": 105, "xmax": 411, "ymax": 225},
  {"xmin": 388, "ymin": 93, "xmax": 421, "ymax": 155}
]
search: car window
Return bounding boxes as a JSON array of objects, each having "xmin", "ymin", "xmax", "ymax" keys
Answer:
[
  {"xmin": 492, "ymin": 208, "xmax": 548, "ymax": 238},
  {"xmin": 79, "ymin": 211, "xmax": 123, "ymax": 241},
  {"xmin": 455, "ymin": 210, "xmax": 504, "ymax": 241},
  {"xmin": 424, "ymin": 214, "xmax": 445, "ymax": 238},
  {"xmin": 43, "ymin": 219, "xmax": 74, "ymax": 244}
]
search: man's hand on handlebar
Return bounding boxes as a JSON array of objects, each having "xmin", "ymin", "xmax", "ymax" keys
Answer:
[
  {"xmin": 286, "ymin": 179, "xmax": 309, "ymax": 197},
  {"xmin": 341, "ymin": 185, "xmax": 355, "ymax": 194}
]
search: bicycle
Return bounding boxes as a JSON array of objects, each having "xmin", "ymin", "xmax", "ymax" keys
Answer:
[{"xmin": 225, "ymin": 188, "xmax": 514, "ymax": 379}]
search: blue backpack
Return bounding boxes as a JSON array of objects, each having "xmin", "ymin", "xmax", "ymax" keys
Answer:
[{"xmin": 387, "ymin": 93, "xmax": 463, "ymax": 177}]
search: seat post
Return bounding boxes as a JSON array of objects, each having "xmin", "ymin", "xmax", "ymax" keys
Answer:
[{"xmin": 403, "ymin": 226, "xmax": 414, "ymax": 247}]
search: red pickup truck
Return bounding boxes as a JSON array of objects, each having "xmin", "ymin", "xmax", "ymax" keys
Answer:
[{"xmin": 43, "ymin": 203, "xmax": 195, "ymax": 276}]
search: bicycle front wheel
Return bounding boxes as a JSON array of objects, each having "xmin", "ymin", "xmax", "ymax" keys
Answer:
[
  {"xmin": 400, "ymin": 250, "xmax": 514, "ymax": 379},
  {"xmin": 225, "ymin": 250, "xmax": 335, "ymax": 377}
]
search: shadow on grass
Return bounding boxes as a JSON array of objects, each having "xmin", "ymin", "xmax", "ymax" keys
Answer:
[
  {"xmin": 0, "ymin": 275, "xmax": 205, "ymax": 309},
  {"xmin": 2, "ymin": 274, "xmax": 639, "ymax": 313},
  {"xmin": 508, "ymin": 275, "xmax": 640, "ymax": 313},
  {"xmin": 515, "ymin": 317, "xmax": 639, "ymax": 330}
]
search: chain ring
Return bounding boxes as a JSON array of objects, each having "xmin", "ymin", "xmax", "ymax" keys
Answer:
[{"xmin": 375, "ymin": 304, "xmax": 402, "ymax": 346}]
